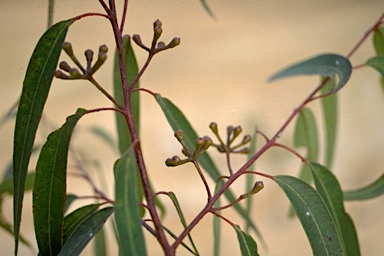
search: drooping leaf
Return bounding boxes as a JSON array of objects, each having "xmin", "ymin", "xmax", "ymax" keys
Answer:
[
  {"xmin": 33, "ymin": 108, "xmax": 86, "ymax": 255},
  {"xmin": 269, "ymin": 54, "xmax": 352, "ymax": 92},
  {"xmin": 321, "ymin": 78, "xmax": 338, "ymax": 168},
  {"xmin": 63, "ymin": 203, "xmax": 102, "ymax": 244},
  {"xmin": 168, "ymin": 192, "xmax": 199, "ymax": 255},
  {"xmin": 114, "ymin": 148, "xmax": 146, "ymax": 256},
  {"xmin": 245, "ymin": 130, "xmax": 257, "ymax": 233},
  {"xmin": 94, "ymin": 224, "xmax": 107, "ymax": 256},
  {"xmin": 366, "ymin": 55, "xmax": 384, "ymax": 77},
  {"xmin": 13, "ymin": 19, "xmax": 73, "ymax": 252},
  {"xmin": 0, "ymin": 172, "xmax": 35, "ymax": 195},
  {"xmin": 113, "ymin": 36, "xmax": 139, "ymax": 155},
  {"xmin": 154, "ymin": 94, "xmax": 263, "ymax": 239},
  {"xmin": 309, "ymin": 162, "xmax": 360, "ymax": 256},
  {"xmin": 234, "ymin": 225, "xmax": 259, "ymax": 256},
  {"xmin": 161, "ymin": 225, "xmax": 197, "ymax": 255},
  {"xmin": 275, "ymin": 175, "xmax": 344, "ymax": 255},
  {"xmin": 64, "ymin": 194, "xmax": 78, "ymax": 213},
  {"xmin": 59, "ymin": 207, "xmax": 114, "ymax": 256},
  {"xmin": 344, "ymin": 173, "xmax": 384, "ymax": 201},
  {"xmin": 213, "ymin": 183, "xmax": 222, "ymax": 256},
  {"xmin": 373, "ymin": 27, "xmax": 384, "ymax": 55}
]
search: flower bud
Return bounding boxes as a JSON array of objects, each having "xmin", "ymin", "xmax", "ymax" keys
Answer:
[
  {"xmin": 99, "ymin": 44, "xmax": 108, "ymax": 53},
  {"xmin": 209, "ymin": 122, "xmax": 218, "ymax": 134},
  {"xmin": 133, "ymin": 34, "xmax": 143, "ymax": 45},
  {"xmin": 242, "ymin": 135, "xmax": 252, "ymax": 144},
  {"xmin": 90, "ymin": 52, "xmax": 107, "ymax": 74},
  {"xmin": 62, "ymin": 42, "xmax": 74, "ymax": 57},
  {"xmin": 167, "ymin": 37, "xmax": 181, "ymax": 48},
  {"xmin": 233, "ymin": 126, "xmax": 242, "ymax": 139},
  {"xmin": 174, "ymin": 130, "xmax": 184, "ymax": 142},
  {"xmin": 153, "ymin": 19, "xmax": 162, "ymax": 29},
  {"xmin": 54, "ymin": 70, "xmax": 70, "ymax": 79},
  {"xmin": 69, "ymin": 68, "xmax": 82, "ymax": 79},
  {"xmin": 157, "ymin": 41, "xmax": 166, "ymax": 49},
  {"xmin": 59, "ymin": 61, "xmax": 72, "ymax": 72}
]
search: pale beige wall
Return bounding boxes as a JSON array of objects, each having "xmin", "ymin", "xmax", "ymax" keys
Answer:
[{"xmin": 1, "ymin": 0, "xmax": 384, "ymax": 255}]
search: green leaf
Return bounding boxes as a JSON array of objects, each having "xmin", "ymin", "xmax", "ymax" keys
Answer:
[
  {"xmin": 94, "ymin": 225, "xmax": 107, "ymax": 256},
  {"xmin": 114, "ymin": 148, "xmax": 146, "ymax": 256},
  {"xmin": 33, "ymin": 108, "xmax": 86, "ymax": 255},
  {"xmin": 154, "ymin": 94, "xmax": 263, "ymax": 239},
  {"xmin": 244, "ymin": 130, "xmax": 257, "ymax": 233},
  {"xmin": 234, "ymin": 225, "xmax": 259, "ymax": 256},
  {"xmin": 344, "ymin": 173, "xmax": 384, "ymax": 201},
  {"xmin": 200, "ymin": 0, "xmax": 216, "ymax": 19},
  {"xmin": 0, "ymin": 214, "xmax": 32, "ymax": 248},
  {"xmin": 63, "ymin": 203, "xmax": 102, "ymax": 244},
  {"xmin": 321, "ymin": 78, "xmax": 338, "ymax": 168},
  {"xmin": 309, "ymin": 162, "xmax": 360, "ymax": 256},
  {"xmin": 161, "ymin": 225, "xmax": 197, "ymax": 255},
  {"xmin": 59, "ymin": 207, "xmax": 114, "ymax": 256},
  {"xmin": 269, "ymin": 54, "xmax": 352, "ymax": 91},
  {"xmin": 13, "ymin": 19, "xmax": 73, "ymax": 253},
  {"xmin": 64, "ymin": 194, "xmax": 78, "ymax": 213},
  {"xmin": 113, "ymin": 36, "xmax": 139, "ymax": 155},
  {"xmin": 213, "ymin": 183, "xmax": 221, "ymax": 256},
  {"xmin": 373, "ymin": 27, "xmax": 384, "ymax": 55},
  {"xmin": 275, "ymin": 175, "xmax": 344, "ymax": 256},
  {"xmin": 0, "ymin": 172, "xmax": 35, "ymax": 195},
  {"xmin": 168, "ymin": 192, "xmax": 199, "ymax": 255},
  {"xmin": 366, "ymin": 55, "xmax": 384, "ymax": 77}
]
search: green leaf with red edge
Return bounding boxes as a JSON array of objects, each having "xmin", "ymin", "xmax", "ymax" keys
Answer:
[
  {"xmin": 154, "ymin": 94, "xmax": 264, "ymax": 241},
  {"xmin": 33, "ymin": 108, "xmax": 86, "ymax": 255},
  {"xmin": 275, "ymin": 175, "xmax": 344, "ymax": 256},
  {"xmin": 344, "ymin": 173, "xmax": 384, "ymax": 201},
  {"xmin": 309, "ymin": 162, "xmax": 360, "ymax": 256},
  {"xmin": 13, "ymin": 19, "xmax": 73, "ymax": 253},
  {"xmin": 269, "ymin": 54, "xmax": 352, "ymax": 92},
  {"xmin": 59, "ymin": 207, "xmax": 114, "ymax": 256},
  {"xmin": 234, "ymin": 225, "xmax": 259, "ymax": 256}
]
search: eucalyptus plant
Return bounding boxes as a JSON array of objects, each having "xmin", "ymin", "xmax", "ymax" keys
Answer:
[{"xmin": 2, "ymin": 1, "xmax": 384, "ymax": 255}]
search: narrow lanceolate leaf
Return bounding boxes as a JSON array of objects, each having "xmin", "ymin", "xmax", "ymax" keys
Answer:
[
  {"xmin": 114, "ymin": 149, "xmax": 146, "ymax": 256},
  {"xmin": 366, "ymin": 55, "xmax": 384, "ymax": 77},
  {"xmin": 245, "ymin": 130, "xmax": 257, "ymax": 232},
  {"xmin": 275, "ymin": 175, "xmax": 344, "ymax": 256},
  {"xmin": 321, "ymin": 78, "xmax": 338, "ymax": 168},
  {"xmin": 33, "ymin": 108, "xmax": 86, "ymax": 255},
  {"xmin": 373, "ymin": 27, "xmax": 384, "ymax": 55},
  {"xmin": 154, "ymin": 94, "xmax": 263, "ymax": 239},
  {"xmin": 344, "ymin": 173, "xmax": 384, "ymax": 201},
  {"xmin": 94, "ymin": 225, "xmax": 107, "ymax": 256},
  {"xmin": 309, "ymin": 162, "xmax": 360, "ymax": 256},
  {"xmin": 63, "ymin": 203, "xmax": 103, "ymax": 244},
  {"xmin": 269, "ymin": 54, "xmax": 352, "ymax": 92},
  {"xmin": 213, "ymin": 183, "xmax": 222, "ymax": 256},
  {"xmin": 113, "ymin": 36, "xmax": 140, "ymax": 155},
  {"xmin": 0, "ymin": 172, "xmax": 35, "ymax": 195},
  {"xmin": 200, "ymin": 0, "xmax": 216, "ymax": 19},
  {"xmin": 168, "ymin": 192, "xmax": 199, "ymax": 255},
  {"xmin": 294, "ymin": 107, "xmax": 318, "ymax": 184},
  {"xmin": 13, "ymin": 19, "xmax": 73, "ymax": 253},
  {"xmin": 234, "ymin": 225, "xmax": 259, "ymax": 256},
  {"xmin": 59, "ymin": 207, "xmax": 114, "ymax": 256}
]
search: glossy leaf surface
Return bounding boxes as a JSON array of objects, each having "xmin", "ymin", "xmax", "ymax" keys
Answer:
[
  {"xmin": 13, "ymin": 19, "xmax": 73, "ymax": 251},
  {"xmin": 59, "ymin": 207, "xmax": 114, "ymax": 256},
  {"xmin": 275, "ymin": 175, "xmax": 344, "ymax": 255},
  {"xmin": 114, "ymin": 149, "xmax": 146, "ymax": 256},
  {"xmin": 33, "ymin": 108, "xmax": 86, "ymax": 255},
  {"xmin": 269, "ymin": 54, "xmax": 352, "ymax": 91},
  {"xmin": 235, "ymin": 225, "xmax": 259, "ymax": 256},
  {"xmin": 310, "ymin": 162, "xmax": 360, "ymax": 256},
  {"xmin": 344, "ymin": 173, "xmax": 384, "ymax": 201},
  {"xmin": 154, "ymin": 94, "xmax": 262, "ymax": 238}
]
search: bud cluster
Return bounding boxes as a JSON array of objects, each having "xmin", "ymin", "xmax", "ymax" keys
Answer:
[
  {"xmin": 54, "ymin": 42, "xmax": 108, "ymax": 80},
  {"xmin": 165, "ymin": 130, "xmax": 212, "ymax": 167},
  {"xmin": 209, "ymin": 122, "xmax": 252, "ymax": 154},
  {"xmin": 132, "ymin": 19, "xmax": 180, "ymax": 54}
]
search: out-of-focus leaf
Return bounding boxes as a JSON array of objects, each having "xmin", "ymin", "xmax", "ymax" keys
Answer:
[
  {"xmin": 161, "ymin": 225, "xmax": 197, "ymax": 255},
  {"xmin": 275, "ymin": 175, "xmax": 344, "ymax": 255},
  {"xmin": 33, "ymin": 108, "xmax": 86, "ymax": 255},
  {"xmin": 94, "ymin": 221, "xmax": 107, "ymax": 256},
  {"xmin": 113, "ymin": 36, "xmax": 139, "ymax": 155},
  {"xmin": 234, "ymin": 225, "xmax": 259, "ymax": 256},
  {"xmin": 0, "ymin": 214, "xmax": 32, "ymax": 248},
  {"xmin": 366, "ymin": 55, "xmax": 384, "ymax": 76},
  {"xmin": 154, "ymin": 94, "xmax": 263, "ymax": 239},
  {"xmin": 88, "ymin": 126, "xmax": 117, "ymax": 152},
  {"xmin": 269, "ymin": 54, "xmax": 352, "ymax": 92},
  {"xmin": 373, "ymin": 27, "xmax": 384, "ymax": 55},
  {"xmin": 114, "ymin": 149, "xmax": 146, "ymax": 256},
  {"xmin": 344, "ymin": 173, "xmax": 384, "ymax": 201},
  {"xmin": 168, "ymin": 192, "xmax": 199, "ymax": 255},
  {"xmin": 64, "ymin": 194, "xmax": 78, "ymax": 213},
  {"xmin": 213, "ymin": 182, "xmax": 221, "ymax": 256},
  {"xmin": 310, "ymin": 162, "xmax": 360, "ymax": 256},
  {"xmin": 13, "ymin": 19, "xmax": 73, "ymax": 253},
  {"xmin": 199, "ymin": 0, "xmax": 216, "ymax": 19},
  {"xmin": 245, "ymin": 130, "xmax": 257, "ymax": 232},
  {"xmin": 0, "ymin": 172, "xmax": 35, "ymax": 195},
  {"xmin": 63, "ymin": 203, "xmax": 102, "ymax": 244},
  {"xmin": 59, "ymin": 207, "xmax": 114, "ymax": 256},
  {"xmin": 321, "ymin": 78, "xmax": 338, "ymax": 168}
]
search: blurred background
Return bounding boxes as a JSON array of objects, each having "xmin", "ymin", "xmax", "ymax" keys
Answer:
[{"xmin": 1, "ymin": 0, "xmax": 384, "ymax": 255}]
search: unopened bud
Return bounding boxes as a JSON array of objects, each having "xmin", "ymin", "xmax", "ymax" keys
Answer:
[
  {"xmin": 99, "ymin": 44, "xmax": 108, "ymax": 53},
  {"xmin": 59, "ymin": 61, "xmax": 72, "ymax": 72},
  {"xmin": 233, "ymin": 126, "xmax": 242, "ymax": 138},
  {"xmin": 62, "ymin": 42, "xmax": 74, "ymax": 57},
  {"xmin": 203, "ymin": 136, "xmax": 213, "ymax": 150},
  {"xmin": 167, "ymin": 37, "xmax": 180, "ymax": 48},
  {"xmin": 157, "ymin": 41, "xmax": 166, "ymax": 49},
  {"xmin": 54, "ymin": 70, "xmax": 70, "ymax": 79},
  {"xmin": 174, "ymin": 130, "xmax": 184, "ymax": 142},
  {"xmin": 153, "ymin": 19, "xmax": 162, "ymax": 29},
  {"xmin": 69, "ymin": 68, "xmax": 82, "ymax": 79},
  {"xmin": 209, "ymin": 122, "xmax": 218, "ymax": 134},
  {"xmin": 90, "ymin": 52, "xmax": 107, "ymax": 74},
  {"xmin": 242, "ymin": 135, "xmax": 252, "ymax": 144},
  {"xmin": 133, "ymin": 34, "xmax": 143, "ymax": 45},
  {"xmin": 165, "ymin": 155, "xmax": 181, "ymax": 167}
]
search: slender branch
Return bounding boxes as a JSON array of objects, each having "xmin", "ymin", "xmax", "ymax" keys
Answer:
[
  {"xmin": 192, "ymin": 160, "xmax": 212, "ymax": 199},
  {"xmin": 129, "ymin": 53, "xmax": 155, "ymax": 90},
  {"xmin": 120, "ymin": 0, "xmax": 129, "ymax": 33},
  {"xmin": 98, "ymin": 0, "xmax": 110, "ymax": 12},
  {"xmin": 87, "ymin": 76, "xmax": 124, "ymax": 109}
]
